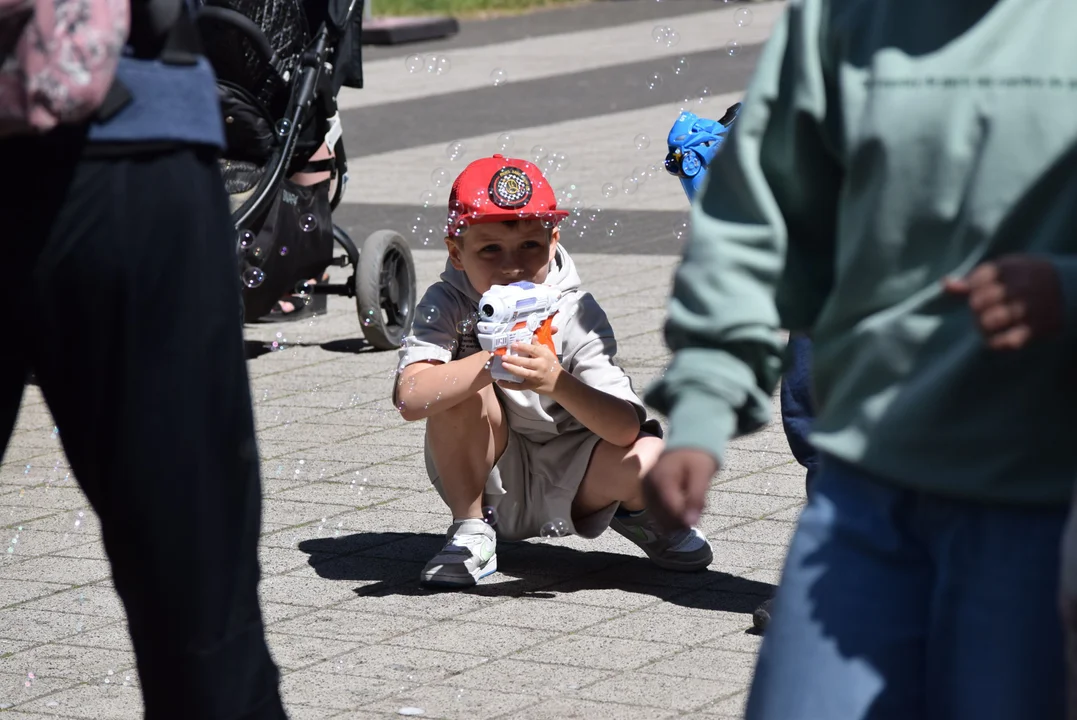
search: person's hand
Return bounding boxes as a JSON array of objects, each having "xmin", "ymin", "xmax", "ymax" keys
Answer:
[
  {"xmin": 643, "ymin": 448, "xmax": 719, "ymax": 531},
  {"xmin": 497, "ymin": 340, "xmax": 563, "ymax": 394},
  {"xmin": 943, "ymin": 255, "xmax": 1065, "ymax": 350}
]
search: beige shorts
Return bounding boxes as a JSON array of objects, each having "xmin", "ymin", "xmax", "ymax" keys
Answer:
[{"xmin": 424, "ymin": 426, "xmax": 618, "ymax": 542}]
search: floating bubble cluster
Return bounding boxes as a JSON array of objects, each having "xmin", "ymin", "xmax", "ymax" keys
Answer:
[{"xmin": 405, "ymin": 54, "xmax": 450, "ymax": 75}]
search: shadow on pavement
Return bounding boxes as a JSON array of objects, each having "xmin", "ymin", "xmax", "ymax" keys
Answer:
[{"xmin": 298, "ymin": 531, "xmax": 775, "ymax": 617}]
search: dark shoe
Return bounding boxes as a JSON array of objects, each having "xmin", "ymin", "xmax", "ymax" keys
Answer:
[{"xmin": 753, "ymin": 597, "xmax": 774, "ymax": 632}]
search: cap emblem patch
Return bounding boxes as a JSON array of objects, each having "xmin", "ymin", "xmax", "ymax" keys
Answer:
[{"xmin": 488, "ymin": 167, "xmax": 533, "ymax": 209}]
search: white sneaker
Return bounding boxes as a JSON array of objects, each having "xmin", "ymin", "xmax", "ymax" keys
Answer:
[
  {"xmin": 420, "ymin": 519, "xmax": 498, "ymax": 587},
  {"xmin": 609, "ymin": 509, "xmax": 713, "ymax": 571}
]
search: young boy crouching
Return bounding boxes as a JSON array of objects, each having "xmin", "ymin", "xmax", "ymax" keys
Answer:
[{"xmin": 394, "ymin": 154, "xmax": 713, "ymax": 587}]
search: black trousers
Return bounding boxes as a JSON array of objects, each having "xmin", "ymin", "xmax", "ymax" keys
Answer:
[{"xmin": 0, "ymin": 133, "xmax": 286, "ymax": 719}]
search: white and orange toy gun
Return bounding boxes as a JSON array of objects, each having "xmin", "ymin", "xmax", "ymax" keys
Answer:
[{"xmin": 476, "ymin": 281, "xmax": 562, "ymax": 384}]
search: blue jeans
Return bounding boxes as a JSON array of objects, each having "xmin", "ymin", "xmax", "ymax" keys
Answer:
[
  {"xmin": 747, "ymin": 456, "xmax": 1067, "ymax": 720},
  {"xmin": 780, "ymin": 334, "xmax": 817, "ymax": 492}
]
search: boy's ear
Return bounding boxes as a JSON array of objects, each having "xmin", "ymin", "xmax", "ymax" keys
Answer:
[
  {"xmin": 548, "ymin": 226, "xmax": 560, "ymax": 261},
  {"xmin": 445, "ymin": 236, "xmax": 465, "ymax": 271}
]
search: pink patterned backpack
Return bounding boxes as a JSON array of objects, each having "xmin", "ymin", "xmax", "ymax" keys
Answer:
[{"xmin": 0, "ymin": 0, "xmax": 130, "ymax": 137}]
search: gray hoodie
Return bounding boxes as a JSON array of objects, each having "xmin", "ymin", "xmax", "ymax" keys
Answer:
[{"xmin": 398, "ymin": 244, "xmax": 661, "ymax": 442}]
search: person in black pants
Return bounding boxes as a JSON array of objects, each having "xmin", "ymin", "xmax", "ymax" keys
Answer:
[
  {"xmin": 752, "ymin": 333, "xmax": 817, "ymax": 631},
  {"xmin": 0, "ymin": 129, "xmax": 286, "ymax": 719}
]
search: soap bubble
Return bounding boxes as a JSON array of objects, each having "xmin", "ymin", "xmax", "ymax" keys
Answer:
[
  {"xmin": 530, "ymin": 144, "xmax": 547, "ymax": 163},
  {"xmin": 496, "ymin": 132, "xmax": 514, "ymax": 153},
  {"xmin": 634, "ymin": 133, "xmax": 650, "ymax": 152},
  {"xmin": 405, "ymin": 55, "xmax": 423, "ymax": 73},
  {"xmin": 622, "ymin": 177, "xmax": 639, "ymax": 195},
  {"xmin": 279, "ymin": 246, "xmax": 289, "ymax": 256},
  {"xmin": 450, "ymin": 217, "xmax": 470, "ymax": 238},
  {"xmin": 361, "ymin": 309, "xmax": 376, "ymax": 327},
  {"xmin": 456, "ymin": 313, "xmax": 476, "ymax": 334},
  {"xmin": 552, "ymin": 152, "xmax": 569, "ymax": 172},
  {"xmin": 482, "ymin": 506, "xmax": 498, "ymax": 526},
  {"xmin": 299, "ymin": 213, "xmax": 317, "ymax": 232},
  {"xmin": 490, "ymin": 68, "xmax": 508, "ymax": 86},
  {"xmin": 407, "ymin": 215, "xmax": 423, "ymax": 236},
  {"xmin": 242, "ymin": 266, "xmax": 265, "ymax": 289},
  {"xmin": 434, "ymin": 56, "xmax": 451, "ymax": 75},
  {"xmin": 673, "ymin": 56, "xmax": 689, "ymax": 75},
  {"xmin": 632, "ymin": 166, "xmax": 649, "ymax": 185},
  {"xmin": 238, "ymin": 229, "xmax": 255, "ymax": 249},
  {"xmin": 651, "ymin": 25, "xmax": 670, "ymax": 44},
  {"xmin": 419, "ymin": 190, "xmax": 436, "ymax": 207},
  {"xmin": 725, "ymin": 40, "xmax": 741, "ymax": 57},
  {"xmin": 539, "ymin": 213, "xmax": 558, "ymax": 230},
  {"xmin": 674, "ymin": 218, "xmax": 690, "ymax": 241},
  {"xmin": 419, "ymin": 305, "xmax": 440, "ymax": 323},
  {"xmin": 275, "ymin": 118, "xmax": 291, "ymax": 136},
  {"xmin": 607, "ymin": 220, "xmax": 621, "ymax": 237},
  {"xmin": 697, "ymin": 86, "xmax": 713, "ymax": 105},
  {"xmin": 601, "ymin": 183, "xmax": 618, "ymax": 199},
  {"xmin": 734, "ymin": 7, "xmax": 753, "ymax": 27},
  {"xmin": 539, "ymin": 518, "xmax": 569, "ymax": 538},
  {"xmin": 646, "ymin": 73, "xmax": 663, "ymax": 91},
  {"xmin": 558, "ymin": 183, "xmax": 581, "ymax": 205},
  {"xmin": 446, "ymin": 141, "xmax": 466, "ymax": 161},
  {"xmin": 431, "ymin": 167, "xmax": 451, "ymax": 187}
]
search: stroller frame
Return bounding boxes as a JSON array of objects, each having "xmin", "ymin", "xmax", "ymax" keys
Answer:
[{"xmin": 196, "ymin": 0, "xmax": 416, "ymax": 351}]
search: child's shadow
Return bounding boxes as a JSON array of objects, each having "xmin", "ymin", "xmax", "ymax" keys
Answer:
[{"xmin": 297, "ymin": 531, "xmax": 775, "ymax": 617}]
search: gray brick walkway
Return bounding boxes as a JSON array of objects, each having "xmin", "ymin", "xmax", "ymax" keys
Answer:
[{"xmin": 0, "ymin": 251, "xmax": 804, "ymax": 719}]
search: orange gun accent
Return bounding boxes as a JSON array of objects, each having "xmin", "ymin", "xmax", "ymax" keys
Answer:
[{"xmin": 533, "ymin": 316, "xmax": 556, "ymax": 354}]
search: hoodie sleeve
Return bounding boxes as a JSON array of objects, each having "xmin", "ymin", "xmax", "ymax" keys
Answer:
[
  {"xmin": 397, "ymin": 283, "xmax": 467, "ymax": 370},
  {"xmin": 644, "ymin": 0, "xmax": 843, "ymax": 462},
  {"xmin": 1048, "ymin": 256, "xmax": 1077, "ymax": 337}
]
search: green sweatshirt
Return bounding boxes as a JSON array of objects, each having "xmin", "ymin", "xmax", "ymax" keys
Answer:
[{"xmin": 645, "ymin": 0, "xmax": 1077, "ymax": 506}]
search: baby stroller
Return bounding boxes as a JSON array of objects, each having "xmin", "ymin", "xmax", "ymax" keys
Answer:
[{"xmin": 194, "ymin": 0, "xmax": 416, "ymax": 350}]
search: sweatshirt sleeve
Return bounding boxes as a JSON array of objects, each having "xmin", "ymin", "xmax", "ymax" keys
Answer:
[
  {"xmin": 1048, "ymin": 256, "xmax": 1077, "ymax": 338},
  {"xmin": 644, "ymin": 0, "xmax": 843, "ymax": 462},
  {"xmin": 397, "ymin": 283, "xmax": 468, "ymax": 371}
]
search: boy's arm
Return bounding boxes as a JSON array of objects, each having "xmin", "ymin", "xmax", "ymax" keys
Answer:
[
  {"xmin": 394, "ymin": 283, "xmax": 495, "ymax": 420},
  {"xmin": 549, "ymin": 374, "xmax": 640, "ymax": 448},
  {"xmin": 644, "ymin": 0, "xmax": 842, "ymax": 465},
  {"xmin": 554, "ymin": 294, "xmax": 648, "ymax": 447},
  {"xmin": 396, "ymin": 352, "xmax": 493, "ymax": 421}
]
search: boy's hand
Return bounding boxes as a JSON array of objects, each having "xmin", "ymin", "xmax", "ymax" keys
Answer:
[
  {"xmin": 497, "ymin": 341, "xmax": 563, "ymax": 394},
  {"xmin": 643, "ymin": 448, "xmax": 718, "ymax": 531},
  {"xmin": 943, "ymin": 255, "xmax": 1065, "ymax": 350}
]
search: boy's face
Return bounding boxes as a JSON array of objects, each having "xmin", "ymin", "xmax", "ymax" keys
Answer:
[{"xmin": 446, "ymin": 219, "xmax": 560, "ymax": 294}]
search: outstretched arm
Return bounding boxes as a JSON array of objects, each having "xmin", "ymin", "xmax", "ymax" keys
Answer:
[{"xmin": 644, "ymin": 0, "xmax": 843, "ymax": 528}]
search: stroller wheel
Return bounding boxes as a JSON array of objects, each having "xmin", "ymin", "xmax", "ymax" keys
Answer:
[{"xmin": 357, "ymin": 230, "xmax": 416, "ymax": 351}]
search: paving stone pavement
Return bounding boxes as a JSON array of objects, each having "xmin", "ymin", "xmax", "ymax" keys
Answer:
[
  {"xmin": 0, "ymin": 251, "xmax": 805, "ymax": 719},
  {"xmin": 0, "ymin": 2, "xmax": 800, "ymax": 716}
]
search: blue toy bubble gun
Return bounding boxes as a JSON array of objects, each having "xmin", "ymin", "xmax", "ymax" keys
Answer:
[{"xmin": 664, "ymin": 102, "xmax": 742, "ymax": 202}]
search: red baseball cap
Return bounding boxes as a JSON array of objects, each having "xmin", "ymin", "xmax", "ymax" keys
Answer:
[{"xmin": 447, "ymin": 154, "xmax": 569, "ymax": 230}]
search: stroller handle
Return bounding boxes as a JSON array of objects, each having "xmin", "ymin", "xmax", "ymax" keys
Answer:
[
  {"xmin": 195, "ymin": 5, "xmax": 281, "ymax": 73},
  {"xmin": 233, "ymin": 25, "xmax": 330, "ymax": 230}
]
